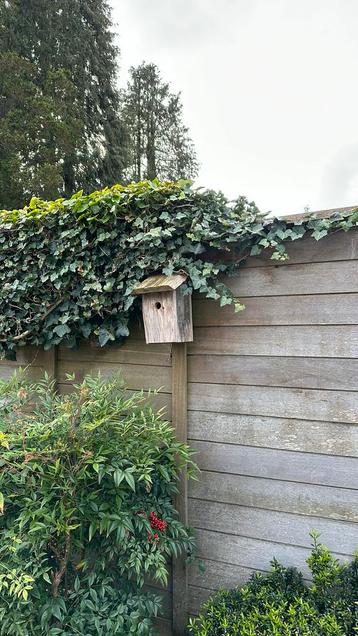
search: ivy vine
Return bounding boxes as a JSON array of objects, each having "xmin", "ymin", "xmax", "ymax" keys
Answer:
[{"xmin": 0, "ymin": 180, "xmax": 357, "ymax": 357}]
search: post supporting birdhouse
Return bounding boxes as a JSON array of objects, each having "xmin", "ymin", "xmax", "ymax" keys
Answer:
[{"xmin": 132, "ymin": 274, "xmax": 193, "ymax": 344}]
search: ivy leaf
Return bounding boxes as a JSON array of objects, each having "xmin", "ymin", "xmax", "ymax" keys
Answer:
[
  {"xmin": 312, "ymin": 229, "xmax": 328, "ymax": 240},
  {"xmin": 54, "ymin": 324, "xmax": 71, "ymax": 337},
  {"xmin": 98, "ymin": 328, "xmax": 114, "ymax": 347}
]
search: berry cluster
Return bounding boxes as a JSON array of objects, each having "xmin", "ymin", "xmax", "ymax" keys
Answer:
[{"xmin": 149, "ymin": 511, "xmax": 168, "ymax": 532}]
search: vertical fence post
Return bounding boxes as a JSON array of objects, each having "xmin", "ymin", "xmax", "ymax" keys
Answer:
[
  {"xmin": 171, "ymin": 343, "xmax": 188, "ymax": 635},
  {"xmin": 18, "ymin": 346, "xmax": 57, "ymax": 386},
  {"xmin": 43, "ymin": 346, "xmax": 58, "ymax": 380}
]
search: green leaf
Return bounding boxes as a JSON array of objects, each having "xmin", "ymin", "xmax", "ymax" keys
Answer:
[
  {"xmin": 124, "ymin": 470, "xmax": 136, "ymax": 492},
  {"xmin": 53, "ymin": 324, "xmax": 71, "ymax": 337},
  {"xmin": 113, "ymin": 469, "xmax": 124, "ymax": 487}
]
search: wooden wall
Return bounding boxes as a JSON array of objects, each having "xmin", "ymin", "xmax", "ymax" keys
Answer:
[
  {"xmin": 187, "ymin": 229, "xmax": 358, "ymax": 615},
  {"xmin": 1, "ymin": 228, "xmax": 357, "ymax": 633}
]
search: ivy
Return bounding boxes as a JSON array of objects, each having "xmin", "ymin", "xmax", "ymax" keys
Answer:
[{"xmin": 0, "ymin": 180, "xmax": 357, "ymax": 357}]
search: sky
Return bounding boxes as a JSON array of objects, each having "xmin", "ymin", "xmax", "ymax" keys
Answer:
[{"xmin": 111, "ymin": 0, "xmax": 358, "ymax": 216}]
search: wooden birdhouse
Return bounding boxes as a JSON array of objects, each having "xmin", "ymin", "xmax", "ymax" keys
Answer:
[{"xmin": 132, "ymin": 274, "xmax": 193, "ymax": 344}]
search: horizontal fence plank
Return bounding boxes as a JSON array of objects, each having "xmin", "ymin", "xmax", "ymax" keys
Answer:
[
  {"xmin": 58, "ymin": 339, "xmax": 172, "ymax": 367},
  {"xmin": 189, "ymin": 558, "xmax": 260, "ymax": 593},
  {"xmin": 0, "ymin": 362, "xmax": 42, "ymax": 382},
  {"xmin": 57, "ymin": 360, "xmax": 171, "ymax": 392},
  {"xmin": 193, "ymin": 293, "xmax": 358, "ymax": 327},
  {"xmin": 190, "ymin": 471, "xmax": 358, "ymax": 521},
  {"xmin": 188, "ymin": 383, "xmax": 358, "ymax": 424},
  {"xmin": 189, "ymin": 355, "xmax": 358, "ymax": 391},
  {"xmin": 188, "ymin": 500, "xmax": 358, "ymax": 556},
  {"xmin": 188, "ymin": 411, "xmax": 358, "ymax": 457},
  {"xmin": 189, "ymin": 326, "xmax": 358, "ymax": 358},
  {"xmin": 0, "ymin": 347, "xmax": 56, "ymax": 381},
  {"xmin": 222, "ymin": 260, "xmax": 358, "ymax": 297},
  {"xmin": 242, "ymin": 229, "xmax": 358, "ymax": 267},
  {"xmin": 194, "ymin": 529, "xmax": 329, "ymax": 578},
  {"xmin": 191, "ymin": 441, "xmax": 358, "ymax": 489}
]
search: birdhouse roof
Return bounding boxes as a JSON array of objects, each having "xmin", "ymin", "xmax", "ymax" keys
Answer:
[{"xmin": 132, "ymin": 273, "xmax": 187, "ymax": 295}]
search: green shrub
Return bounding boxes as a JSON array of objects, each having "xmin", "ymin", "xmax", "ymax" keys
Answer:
[
  {"xmin": 0, "ymin": 373, "xmax": 196, "ymax": 635},
  {"xmin": 189, "ymin": 535, "xmax": 358, "ymax": 635}
]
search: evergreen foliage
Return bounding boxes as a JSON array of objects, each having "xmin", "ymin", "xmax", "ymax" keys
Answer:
[
  {"xmin": 0, "ymin": 372, "xmax": 195, "ymax": 635},
  {"xmin": 121, "ymin": 63, "xmax": 198, "ymax": 181},
  {"xmin": 189, "ymin": 534, "xmax": 358, "ymax": 635},
  {"xmin": 0, "ymin": 0, "xmax": 125, "ymax": 208},
  {"xmin": 0, "ymin": 180, "xmax": 357, "ymax": 358}
]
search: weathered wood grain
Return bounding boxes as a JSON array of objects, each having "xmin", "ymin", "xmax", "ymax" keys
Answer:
[
  {"xmin": 142, "ymin": 290, "xmax": 193, "ymax": 344},
  {"xmin": 189, "ymin": 325, "xmax": 358, "ymax": 357},
  {"xmin": 189, "ymin": 355, "xmax": 358, "ymax": 391},
  {"xmin": 188, "ymin": 383, "xmax": 358, "ymax": 424},
  {"xmin": 0, "ymin": 347, "xmax": 58, "ymax": 382},
  {"xmin": 58, "ymin": 340, "xmax": 172, "ymax": 366},
  {"xmin": 57, "ymin": 360, "xmax": 171, "ymax": 392},
  {"xmin": 171, "ymin": 343, "xmax": 189, "ymax": 635},
  {"xmin": 193, "ymin": 294, "xmax": 358, "ymax": 327},
  {"xmin": 155, "ymin": 618, "xmax": 173, "ymax": 636},
  {"xmin": 222, "ymin": 260, "xmax": 358, "ymax": 297},
  {"xmin": 190, "ymin": 471, "xmax": 358, "ymax": 521},
  {"xmin": 132, "ymin": 273, "xmax": 187, "ymax": 294},
  {"xmin": 191, "ymin": 441, "xmax": 358, "ymax": 489},
  {"xmin": 188, "ymin": 500, "xmax": 358, "ymax": 555},
  {"xmin": 244, "ymin": 229, "xmax": 358, "ymax": 267},
  {"xmin": 203, "ymin": 229, "xmax": 358, "ymax": 269},
  {"xmin": 194, "ymin": 529, "xmax": 324, "ymax": 577},
  {"xmin": 189, "ymin": 558, "xmax": 260, "ymax": 592},
  {"xmin": 0, "ymin": 362, "xmax": 42, "ymax": 381},
  {"xmin": 188, "ymin": 411, "xmax": 358, "ymax": 457}
]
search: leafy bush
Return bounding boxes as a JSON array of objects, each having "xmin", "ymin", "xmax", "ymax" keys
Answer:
[
  {"xmin": 1, "ymin": 179, "xmax": 357, "ymax": 356},
  {"xmin": 0, "ymin": 373, "xmax": 195, "ymax": 635},
  {"xmin": 189, "ymin": 534, "xmax": 358, "ymax": 635}
]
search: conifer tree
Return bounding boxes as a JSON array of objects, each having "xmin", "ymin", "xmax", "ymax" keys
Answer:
[
  {"xmin": 121, "ymin": 62, "xmax": 198, "ymax": 182},
  {"xmin": 0, "ymin": 0, "xmax": 125, "ymax": 207}
]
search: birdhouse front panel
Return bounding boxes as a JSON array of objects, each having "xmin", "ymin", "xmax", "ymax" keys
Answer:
[
  {"xmin": 132, "ymin": 273, "xmax": 193, "ymax": 343},
  {"xmin": 141, "ymin": 288, "xmax": 193, "ymax": 343}
]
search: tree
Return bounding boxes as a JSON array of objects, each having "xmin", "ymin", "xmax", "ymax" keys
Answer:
[
  {"xmin": 0, "ymin": 0, "xmax": 125, "ymax": 208},
  {"xmin": 121, "ymin": 62, "xmax": 198, "ymax": 182},
  {"xmin": 0, "ymin": 53, "xmax": 83, "ymax": 208}
]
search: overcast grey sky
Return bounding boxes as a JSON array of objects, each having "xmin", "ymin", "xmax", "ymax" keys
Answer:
[{"xmin": 111, "ymin": 0, "xmax": 358, "ymax": 215}]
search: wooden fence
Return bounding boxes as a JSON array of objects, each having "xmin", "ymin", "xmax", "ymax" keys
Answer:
[{"xmin": 1, "ymin": 228, "xmax": 357, "ymax": 635}]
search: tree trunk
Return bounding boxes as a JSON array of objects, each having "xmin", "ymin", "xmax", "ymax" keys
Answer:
[{"xmin": 63, "ymin": 156, "xmax": 76, "ymax": 197}]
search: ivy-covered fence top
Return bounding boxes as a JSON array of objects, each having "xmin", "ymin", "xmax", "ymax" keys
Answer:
[{"xmin": 0, "ymin": 180, "xmax": 357, "ymax": 357}]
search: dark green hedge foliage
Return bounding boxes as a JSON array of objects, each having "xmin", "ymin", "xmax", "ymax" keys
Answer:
[
  {"xmin": 189, "ymin": 535, "xmax": 358, "ymax": 635},
  {"xmin": 0, "ymin": 373, "xmax": 196, "ymax": 635},
  {"xmin": 0, "ymin": 180, "xmax": 357, "ymax": 357}
]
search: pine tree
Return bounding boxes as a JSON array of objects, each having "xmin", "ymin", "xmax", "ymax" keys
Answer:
[
  {"xmin": 121, "ymin": 62, "xmax": 198, "ymax": 182},
  {"xmin": 0, "ymin": 0, "xmax": 125, "ymax": 208}
]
